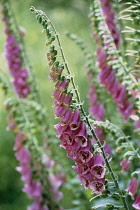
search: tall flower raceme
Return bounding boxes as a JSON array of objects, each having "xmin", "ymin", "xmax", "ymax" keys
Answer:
[
  {"xmin": 30, "ymin": 7, "xmax": 106, "ymax": 195},
  {"xmin": 118, "ymin": 1, "xmax": 140, "ymax": 131},
  {"xmin": 1, "ymin": 0, "xmax": 30, "ymax": 99},
  {"xmin": 89, "ymin": 7, "xmax": 133, "ymax": 121},
  {"xmin": 15, "ymin": 131, "xmax": 65, "ymax": 210},
  {"xmin": 99, "ymin": 0, "xmax": 121, "ymax": 49}
]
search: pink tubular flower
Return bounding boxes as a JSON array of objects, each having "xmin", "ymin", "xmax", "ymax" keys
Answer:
[
  {"xmin": 23, "ymin": 181, "xmax": 42, "ymax": 199},
  {"xmin": 69, "ymin": 109, "xmax": 81, "ymax": 130},
  {"xmin": 77, "ymin": 173, "xmax": 93, "ymax": 190},
  {"xmin": 55, "ymin": 105, "xmax": 67, "ymax": 118},
  {"xmin": 48, "ymin": 173, "xmax": 64, "ymax": 203},
  {"xmin": 1, "ymin": 5, "xmax": 30, "ymax": 99},
  {"xmin": 120, "ymin": 159, "xmax": 131, "ymax": 173},
  {"xmin": 134, "ymin": 120, "xmax": 140, "ymax": 130},
  {"xmin": 90, "ymin": 153, "xmax": 105, "ymax": 179},
  {"xmin": 15, "ymin": 147, "xmax": 30, "ymax": 163},
  {"xmin": 60, "ymin": 108, "xmax": 73, "ymax": 126},
  {"xmin": 132, "ymin": 193, "xmax": 140, "ymax": 210},
  {"xmin": 74, "ymin": 122, "xmax": 88, "ymax": 148},
  {"xmin": 90, "ymin": 178, "xmax": 105, "ymax": 194},
  {"xmin": 14, "ymin": 131, "xmax": 27, "ymax": 150},
  {"xmin": 125, "ymin": 178, "xmax": 138, "ymax": 200},
  {"xmin": 78, "ymin": 150, "xmax": 93, "ymax": 163}
]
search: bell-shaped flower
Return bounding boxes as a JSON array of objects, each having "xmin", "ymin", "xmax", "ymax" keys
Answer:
[
  {"xmin": 69, "ymin": 110, "xmax": 81, "ymax": 130},
  {"xmin": 90, "ymin": 178, "xmax": 105, "ymax": 194},
  {"xmin": 55, "ymin": 105, "xmax": 67, "ymax": 118},
  {"xmin": 74, "ymin": 122, "xmax": 88, "ymax": 148},
  {"xmin": 77, "ymin": 149, "xmax": 93, "ymax": 164},
  {"xmin": 60, "ymin": 108, "xmax": 73, "ymax": 126},
  {"xmin": 15, "ymin": 147, "xmax": 30, "ymax": 164},
  {"xmin": 125, "ymin": 178, "xmax": 138, "ymax": 200},
  {"xmin": 23, "ymin": 181, "xmax": 42, "ymax": 199},
  {"xmin": 120, "ymin": 159, "xmax": 131, "ymax": 173},
  {"xmin": 132, "ymin": 193, "xmax": 140, "ymax": 210},
  {"xmin": 54, "ymin": 122, "xmax": 68, "ymax": 135},
  {"xmin": 53, "ymin": 92, "xmax": 66, "ymax": 107},
  {"xmin": 77, "ymin": 173, "xmax": 93, "ymax": 190},
  {"xmin": 90, "ymin": 153, "xmax": 105, "ymax": 179}
]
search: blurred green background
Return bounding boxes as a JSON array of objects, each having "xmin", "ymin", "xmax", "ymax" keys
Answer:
[{"xmin": 0, "ymin": 0, "xmax": 95, "ymax": 209}]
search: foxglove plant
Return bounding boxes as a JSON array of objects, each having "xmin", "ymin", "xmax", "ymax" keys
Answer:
[
  {"xmin": 1, "ymin": 0, "xmax": 30, "ymax": 99},
  {"xmin": 89, "ymin": 1, "xmax": 140, "ymax": 209},
  {"xmin": 89, "ymin": 0, "xmax": 140, "ymax": 125},
  {"xmin": 31, "ymin": 7, "xmax": 107, "ymax": 195},
  {"xmin": 99, "ymin": 0, "xmax": 121, "ymax": 49},
  {"xmin": 30, "ymin": 6, "xmax": 132, "ymax": 210}
]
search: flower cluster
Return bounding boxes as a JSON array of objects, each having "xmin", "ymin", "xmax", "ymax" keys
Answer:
[
  {"xmin": 29, "ymin": 7, "xmax": 107, "ymax": 194},
  {"xmin": 14, "ymin": 132, "xmax": 45, "ymax": 210},
  {"xmin": 14, "ymin": 130, "xmax": 65, "ymax": 210},
  {"xmin": 89, "ymin": 10, "xmax": 133, "ymax": 121},
  {"xmin": 100, "ymin": 0, "xmax": 121, "ymax": 49},
  {"xmin": 97, "ymin": 46, "xmax": 133, "ymax": 121},
  {"xmin": 1, "ymin": 1, "xmax": 30, "ymax": 98},
  {"xmin": 45, "ymin": 43, "xmax": 106, "ymax": 194}
]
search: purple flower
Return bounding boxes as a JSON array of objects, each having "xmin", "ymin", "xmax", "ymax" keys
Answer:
[
  {"xmin": 60, "ymin": 108, "xmax": 73, "ymax": 126},
  {"xmin": 63, "ymin": 94, "xmax": 72, "ymax": 106},
  {"xmin": 90, "ymin": 153, "xmax": 105, "ymax": 179},
  {"xmin": 69, "ymin": 110, "xmax": 81, "ymax": 130},
  {"xmin": 126, "ymin": 178, "xmax": 138, "ymax": 200},
  {"xmin": 14, "ymin": 132, "xmax": 27, "ymax": 150},
  {"xmin": 120, "ymin": 159, "xmax": 131, "ymax": 173},
  {"xmin": 74, "ymin": 122, "xmax": 88, "ymax": 147},
  {"xmin": 48, "ymin": 173, "xmax": 65, "ymax": 203},
  {"xmin": 132, "ymin": 193, "xmax": 140, "ymax": 210},
  {"xmin": 134, "ymin": 120, "xmax": 140, "ymax": 130},
  {"xmin": 55, "ymin": 105, "xmax": 67, "ymax": 118},
  {"xmin": 73, "ymin": 163, "xmax": 91, "ymax": 175},
  {"xmin": 2, "ymin": 8, "xmax": 30, "ymax": 99},
  {"xmin": 77, "ymin": 173, "xmax": 93, "ymax": 190},
  {"xmin": 90, "ymin": 178, "xmax": 105, "ymax": 194},
  {"xmin": 15, "ymin": 147, "xmax": 30, "ymax": 164},
  {"xmin": 59, "ymin": 127, "xmax": 76, "ymax": 147},
  {"xmin": 77, "ymin": 149, "xmax": 93, "ymax": 163},
  {"xmin": 23, "ymin": 181, "xmax": 42, "ymax": 199},
  {"xmin": 16, "ymin": 163, "xmax": 32, "ymax": 183}
]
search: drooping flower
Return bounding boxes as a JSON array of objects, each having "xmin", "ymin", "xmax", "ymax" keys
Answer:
[
  {"xmin": 125, "ymin": 178, "xmax": 138, "ymax": 200},
  {"xmin": 132, "ymin": 193, "xmax": 140, "ymax": 210},
  {"xmin": 90, "ymin": 153, "xmax": 105, "ymax": 179},
  {"xmin": 120, "ymin": 159, "xmax": 131, "ymax": 173},
  {"xmin": 90, "ymin": 178, "xmax": 105, "ymax": 194}
]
